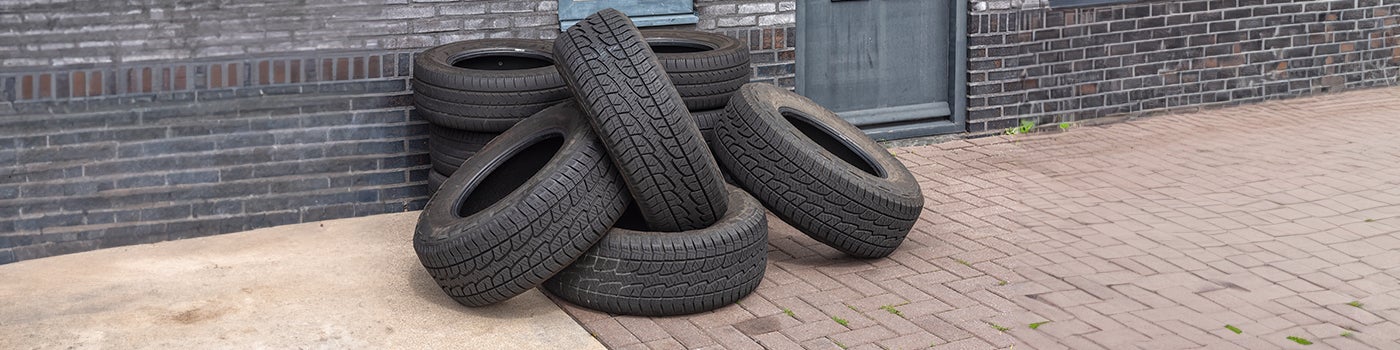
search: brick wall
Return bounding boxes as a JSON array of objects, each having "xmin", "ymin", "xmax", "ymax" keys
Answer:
[
  {"xmin": 0, "ymin": 0, "xmax": 795, "ymax": 264},
  {"xmin": 966, "ymin": 0, "xmax": 1400, "ymax": 134}
]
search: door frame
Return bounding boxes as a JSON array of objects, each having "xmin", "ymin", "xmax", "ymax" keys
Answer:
[{"xmin": 795, "ymin": 0, "xmax": 969, "ymax": 139}]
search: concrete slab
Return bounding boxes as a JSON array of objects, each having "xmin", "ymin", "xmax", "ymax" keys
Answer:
[{"xmin": 0, "ymin": 212, "xmax": 605, "ymax": 350}]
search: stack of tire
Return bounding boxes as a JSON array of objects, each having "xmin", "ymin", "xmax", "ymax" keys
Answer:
[
  {"xmin": 411, "ymin": 39, "xmax": 570, "ymax": 193},
  {"xmin": 412, "ymin": 9, "xmax": 924, "ymax": 317}
]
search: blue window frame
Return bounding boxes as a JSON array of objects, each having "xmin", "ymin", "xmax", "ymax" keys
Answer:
[
  {"xmin": 557, "ymin": 0, "xmax": 698, "ymax": 30},
  {"xmin": 1049, "ymin": 0, "xmax": 1143, "ymax": 8}
]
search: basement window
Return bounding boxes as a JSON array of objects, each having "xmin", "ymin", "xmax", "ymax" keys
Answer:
[
  {"xmin": 558, "ymin": 0, "xmax": 698, "ymax": 30},
  {"xmin": 1049, "ymin": 0, "xmax": 1144, "ymax": 8}
]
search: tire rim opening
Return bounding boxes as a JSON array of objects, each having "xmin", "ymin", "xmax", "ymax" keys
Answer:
[
  {"xmin": 781, "ymin": 109, "xmax": 886, "ymax": 178},
  {"xmin": 456, "ymin": 134, "xmax": 565, "ymax": 217},
  {"xmin": 451, "ymin": 51, "xmax": 553, "ymax": 70},
  {"xmin": 647, "ymin": 39, "xmax": 714, "ymax": 54}
]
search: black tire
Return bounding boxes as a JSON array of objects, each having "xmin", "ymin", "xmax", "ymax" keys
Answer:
[
  {"xmin": 428, "ymin": 169, "xmax": 448, "ymax": 194},
  {"xmin": 712, "ymin": 83, "xmax": 923, "ymax": 258},
  {"xmin": 643, "ymin": 29, "xmax": 751, "ymax": 75},
  {"xmin": 553, "ymin": 9, "xmax": 728, "ymax": 232},
  {"xmin": 414, "ymin": 107, "xmax": 519, "ymax": 133},
  {"xmin": 676, "ymin": 74, "xmax": 749, "ymax": 110},
  {"xmin": 412, "ymin": 80, "xmax": 570, "ymax": 107},
  {"xmin": 413, "ymin": 102, "xmax": 631, "ymax": 307},
  {"xmin": 666, "ymin": 64, "xmax": 751, "ymax": 85},
  {"xmin": 429, "ymin": 125, "xmax": 496, "ymax": 175},
  {"xmin": 643, "ymin": 29, "xmax": 752, "ymax": 111},
  {"xmin": 692, "ymin": 108, "xmax": 724, "ymax": 143},
  {"xmin": 543, "ymin": 185, "xmax": 767, "ymax": 316},
  {"xmin": 413, "ymin": 39, "xmax": 564, "ymax": 93},
  {"xmin": 414, "ymin": 93, "xmax": 557, "ymax": 120}
]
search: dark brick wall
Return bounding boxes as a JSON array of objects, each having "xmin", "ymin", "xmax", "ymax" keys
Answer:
[
  {"xmin": 0, "ymin": 1, "xmax": 795, "ymax": 264},
  {"xmin": 966, "ymin": 0, "xmax": 1400, "ymax": 134},
  {"xmin": 0, "ymin": 52, "xmax": 423, "ymax": 263},
  {"xmin": 0, "ymin": 0, "xmax": 561, "ymax": 68}
]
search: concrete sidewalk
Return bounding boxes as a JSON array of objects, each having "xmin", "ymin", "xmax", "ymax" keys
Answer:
[
  {"xmin": 0, "ymin": 212, "xmax": 605, "ymax": 350},
  {"xmin": 561, "ymin": 87, "xmax": 1400, "ymax": 350}
]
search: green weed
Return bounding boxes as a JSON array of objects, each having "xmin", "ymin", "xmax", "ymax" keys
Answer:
[
  {"xmin": 1225, "ymin": 325, "xmax": 1242, "ymax": 334},
  {"xmin": 880, "ymin": 305, "xmax": 904, "ymax": 318},
  {"xmin": 1029, "ymin": 321, "xmax": 1050, "ymax": 329},
  {"xmin": 832, "ymin": 316, "xmax": 849, "ymax": 327},
  {"xmin": 1004, "ymin": 120, "xmax": 1037, "ymax": 135},
  {"xmin": 989, "ymin": 322, "xmax": 1009, "ymax": 332},
  {"xmin": 1349, "ymin": 301, "xmax": 1364, "ymax": 308},
  {"xmin": 1286, "ymin": 336, "xmax": 1313, "ymax": 345}
]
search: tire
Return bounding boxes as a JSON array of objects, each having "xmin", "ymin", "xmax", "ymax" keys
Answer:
[
  {"xmin": 428, "ymin": 169, "xmax": 448, "ymax": 195},
  {"xmin": 554, "ymin": 9, "xmax": 728, "ymax": 232},
  {"xmin": 712, "ymin": 83, "xmax": 924, "ymax": 258},
  {"xmin": 413, "ymin": 39, "xmax": 564, "ymax": 93},
  {"xmin": 414, "ymin": 106, "xmax": 519, "ymax": 133},
  {"xmin": 415, "ymin": 93, "xmax": 557, "ymax": 120},
  {"xmin": 643, "ymin": 29, "xmax": 751, "ymax": 75},
  {"xmin": 676, "ymin": 74, "xmax": 749, "ymax": 110},
  {"xmin": 666, "ymin": 64, "xmax": 751, "ymax": 85},
  {"xmin": 429, "ymin": 125, "xmax": 496, "ymax": 175},
  {"xmin": 692, "ymin": 108, "xmax": 724, "ymax": 143},
  {"xmin": 643, "ymin": 29, "xmax": 752, "ymax": 111},
  {"xmin": 543, "ymin": 185, "xmax": 767, "ymax": 316},
  {"xmin": 413, "ymin": 102, "xmax": 631, "ymax": 307},
  {"xmin": 412, "ymin": 80, "xmax": 570, "ymax": 107}
]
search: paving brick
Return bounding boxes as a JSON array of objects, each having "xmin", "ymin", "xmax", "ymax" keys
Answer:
[{"xmin": 560, "ymin": 87, "xmax": 1400, "ymax": 350}]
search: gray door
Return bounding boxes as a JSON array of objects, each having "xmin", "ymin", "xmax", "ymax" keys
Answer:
[{"xmin": 797, "ymin": 0, "xmax": 967, "ymax": 140}]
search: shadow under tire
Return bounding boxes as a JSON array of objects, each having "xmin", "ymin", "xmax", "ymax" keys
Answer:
[
  {"xmin": 712, "ymin": 83, "xmax": 924, "ymax": 258},
  {"xmin": 413, "ymin": 102, "xmax": 631, "ymax": 307},
  {"xmin": 544, "ymin": 185, "xmax": 767, "ymax": 316},
  {"xmin": 553, "ymin": 9, "xmax": 728, "ymax": 232}
]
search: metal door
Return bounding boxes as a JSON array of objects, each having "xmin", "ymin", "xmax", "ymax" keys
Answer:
[{"xmin": 797, "ymin": 0, "xmax": 967, "ymax": 140}]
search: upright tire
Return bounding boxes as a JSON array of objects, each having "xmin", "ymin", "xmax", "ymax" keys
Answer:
[
  {"xmin": 413, "ymin": 39, "xmax": 570, "ymax": 132},
  {"xmin": 553, "ymin": 9, "xmax": 728, "ymax": 232},
  {"xmin": 413, "ymin": 102, "xmax": 631, "ymax": 307},
  {"xmin": 643, "ymin": 29, "xmax": 752, "ymax": 111},
  {"xmin": 712, "ymin": 83, "xmax": 924, "ymax": 258},
  {"xmin": 544, "ymin": 185, "xmax": 767, "ymax": 316}
]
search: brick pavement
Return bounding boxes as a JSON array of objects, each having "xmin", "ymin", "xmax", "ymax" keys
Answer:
[{"xmin": 553, "ymin": 86, "xmax": 1400, "ymax": 350}]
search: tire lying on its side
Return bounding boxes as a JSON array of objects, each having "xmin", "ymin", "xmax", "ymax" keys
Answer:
[
  {"xmin": 428, "ymin": 125, "xmax": 496, "ymax": 175},
  {"xmin": 427, "ymin": 170, "xmax": 448, "ymax": 195},
  {"xmin": 692, "ymin": 108, "xmax": 725, "ymax": 143},
  {"xmin": 643, "ymin": 29, "xmax": 752, "ymax": 111},
  {"xmin": 413, "ymin": 102, "xmax": 631, "ymax": 307},
  {"xmin": 413, "ymin": 39, "xmax": 570, "ymax": 132},
  {"xmin": 543, "ymin": 185, "xmax": 767, "ymax": 316},
  {"xmin": 643, "ymin": 29, "xmax": 751, "ymax": 81},
  {"xmin": 554, "ymin": 9, "xmax": 728, "ymax": 232},
  {"xmin": 414, "ymin": 39, "xmax": 565, "ymax": 94},
  {"xmin": 712, "ymin": 83, "xmax": 924, "ymax": 258}
]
